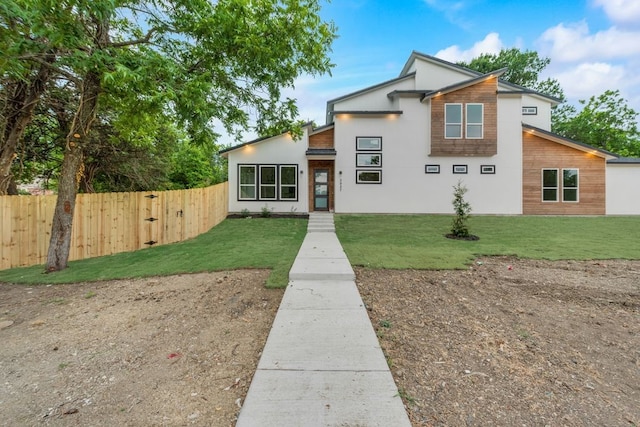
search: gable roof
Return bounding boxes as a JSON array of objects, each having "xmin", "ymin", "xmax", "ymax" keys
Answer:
[
  {"xmin": 522, "ymin": 123, "xmax": 618, "ymax": 160},
  {"xmin": 400, "ymin": 51, "xmax": 562, "ymax": 105}
]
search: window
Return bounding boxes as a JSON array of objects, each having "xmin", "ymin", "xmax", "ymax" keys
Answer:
[
  {"xmin": 563, "ymin": 169, "xmax": 579, "ymax": 202},
  {"xmin": 356, "ymin": 153, "xmax": 382, "ymax": 167},
  {"xmin": 356, "ymin": 137, "xmax": 382, "ymax": 150},
  {"xmin": 466, "ymin": 104, "xmax": 483, "ymax": 138},
  {"xmin": 542, "ymin": 169, "xmax": 558, "ymax": 201},
  {"xmin": 239, "ymin": 165, "xmax": 256, "ymax": 200},
  {"xmin": 238, "ymin": 164, "xmax": 298, "ymax": 201},
  {"xmin": 445, "ymin": 104, "xmax": 462, "ymax": 138},
  {"xmin": 259, "ymin": 166, "xmax": 277, "ymax": 200},
  {"xmin": 356, "ymin": 170, "xmax": 382, "ymax": 184},
  {"xmin": 453, "ymin": 165, "xmax": 468, "ymax": 174},
  {"xmin": 522, "ymin": 106, "xmax": 538, "ymax": 115},
  {"xmin": 425, "ymin": 164, "xmax": 440, "ymax": 174},
  {"xmin": 280, "ymin": 165, "xmax": 297, "ymax": 200},
  {"xmin": 480, "ymin": 165, "xmax": 495, "ymax": 174},
  {"xmin": 542, "ymin": 168, "xmax": 579, "ymax": 202}
]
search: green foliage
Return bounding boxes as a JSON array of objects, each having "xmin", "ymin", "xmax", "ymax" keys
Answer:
[
  {"xmin": 459, "ymin": 48, "xmax": 564, "ymax": 100},
  {"xmin": 450, "ymin": 181, "xmax": 472, "ymax": 238},
  {"xmin": 552, "ymin": 90, "xmax": 640, "ymax": 157},
  {"xmin": 0, "ymin": 218, "xmax": 308, "ymax": 288},
  {"xmin": 335, "ymin": 215, "xmax": 640, "ymax": 270},
  {"xmin": 168, "ymin": 142, "xmax": 215, "ymax": 189}
]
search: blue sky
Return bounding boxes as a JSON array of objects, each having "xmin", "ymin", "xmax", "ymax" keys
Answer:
[{"xmin": 274, "ymin": 0, "xmax": 640, "ymax": 136}]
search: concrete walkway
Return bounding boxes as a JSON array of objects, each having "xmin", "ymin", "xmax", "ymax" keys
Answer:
[{"xmin": 236, "ymin": 213, "xmax": 411, "ymax": 427}]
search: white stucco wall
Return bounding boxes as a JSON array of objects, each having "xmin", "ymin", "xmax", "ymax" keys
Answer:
[
  {"xmin": 332, "ymin": 78, "xmax": 415, "ymax": 112},
  {"xmin": 520, "ymin": 94, "xmax": 552, "ymax": 130},
  {"xmin": 606, "ymin": 164, "xmax": 640, "ymax": 214},
  {"xmin": 226, "ymin": 131, "xmax": 309, "ymax": 214},
  {"xmin": 332, "ymin": 95, "xmax": 524, "ymax": 214}
]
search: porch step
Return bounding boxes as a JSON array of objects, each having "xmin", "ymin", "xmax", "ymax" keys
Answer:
[{"xmin": 307, "ymin": 213, "xmax": 335, "ymax": 233}]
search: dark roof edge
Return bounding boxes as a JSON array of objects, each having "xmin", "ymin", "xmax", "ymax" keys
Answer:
[
  {"xmin": 331, "ymin": 110, "xmax": 403, "ymax": 115},
  {"xmin": 420, "ymin": 68, "xmax": 507, "ymax": 101},
  {"xmin": 326, "ymin": 72, "xmax": 416, "ymax": 106},
  {"xmin": 607, "ymin": 157, "xmax": 640, "ymax": 164},
  {"xmin": 522, "ymin": 123, "xmax": 618, "ymax": 159}
]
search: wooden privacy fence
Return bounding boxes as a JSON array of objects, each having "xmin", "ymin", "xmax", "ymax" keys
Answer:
[{"xmin": 0, "ymin": 182, "xmax": 228, "ymax": 270}]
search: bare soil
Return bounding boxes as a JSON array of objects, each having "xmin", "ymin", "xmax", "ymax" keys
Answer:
[
  {"xmin": 358, "ymin": 257, "xmax": 640, "ymax": 427},
  {"xmin": 1, "ymin": 258, "xmax": 639, "ymax": 426}
]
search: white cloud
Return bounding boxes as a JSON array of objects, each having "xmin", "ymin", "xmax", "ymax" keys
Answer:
[
  {"xmin": 537, "ymin": 21, "xmax": 640, "ymax": 63},
  {"xmin": 552, "ymin": 62, "xmax": 627, "ymax": 100},
  {"xmin": 592, "ymin": 0, "xmax": 640, "ymax": 27},
  {"xmin": 435, "ymin": 32, "xmax": 503, "ymax": 63}
]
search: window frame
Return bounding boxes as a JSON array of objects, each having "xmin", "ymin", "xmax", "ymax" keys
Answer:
[
  {"xmin": 238, "ymin": 164, "xmax": 257, "ymax": 201},
  {"xmin": 480, "ymin": 165, "xmax": 495, "ymax": 174},
  {"xmin": 279, "ymin": 165, "xmax": 298, "ymax": 201},
  {"xmin": 562, "ymin": 168, "xmax": 579, "ymax": 203},
  {"xmin": 522, "ymin": 106, "xmax": 538, "ymax": 115},
  {"xmin": 444, "ymin": 103, "xmax": 463, "ymax": 139},
  {"xmin": 259, "ymin": 165, "xmax": 277, "ymax": 201},
  {"xmin": 356, "ymin": 153, "xmax": 382, "ymax": 167},
  {"xmin": 425, "ymin": 164, "xmax": 440, "ymax": 174},
  {"xmin": 237, "ymin": 164, "xmax": 298, "ymax": 202},
  {"xmin": 466, "ymin": 103, "xmax": 484, "ymax": 139},
  {"xmin": 356, "ymin": 169, "xmax": 382, "ymax": 184},
  {"xmin": 542, "ymin": 168, "xmax": 559, "ymax": 202},
  {"xmin": 356, "ymin": 136, "xmax": 382, "ymax": 151},
  {"xmin": 453, "ymin": 164, "xmax": 468, "ymax": 174}
]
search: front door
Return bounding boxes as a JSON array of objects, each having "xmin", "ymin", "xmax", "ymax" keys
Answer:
[{"xmin": 314, "ymin": 169, "xmax": 329, "ymax": 211}]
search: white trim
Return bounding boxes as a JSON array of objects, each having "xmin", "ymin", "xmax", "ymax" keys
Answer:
[
  {"xmin": 444, "ymin": 103, "xmax": 462, "ymax": 139},
  {"xmin": 279, "ymin": 165, "xmax": 298, "ymax": 200},
  {"xmin": 238, "ymin": 165, "xmax": 257, "ymax": 201},
  {"xmin": 542, "ymin": 168, "xmax": 559, "ymax": 202},
  {"xmin": 466, "ymin": 103, "xmax": 484, "ymax": 139},
  {"xmin": 562, "ymin": 168, "xmax": 579, "ymax": 203}
]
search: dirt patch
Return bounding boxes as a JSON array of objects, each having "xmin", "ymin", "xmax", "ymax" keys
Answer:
[
  {"xmin": 2, "ymin": 259, "xmax": 639, "ymax": 426},
  {"xmin": 0, "ymin": 270, "xmax": 282, "ymax": 426},
  {"xmin": 357, "ymin": 258, "xmax": 640, "ymax": 427}
]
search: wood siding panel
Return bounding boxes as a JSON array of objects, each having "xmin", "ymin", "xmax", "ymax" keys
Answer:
[
  {"xmin": 522, "ymin": 132, "xmax": 606, "ymax": 215},
  {"xmin": 309, "ymin": 128, "xmax": 334, "ymax": 149},
  {"xmin": 430, "ymin": 78, "xmax": 498, "ymax": 156}
]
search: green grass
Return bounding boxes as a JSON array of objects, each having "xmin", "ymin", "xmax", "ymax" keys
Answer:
[
  {"xmin": 335, "ymin": 214, "xmax": 640, "ymax": 269},
  {"xmin": 0, "ymin": 218, "xmax": 307, "ymax": 288}
]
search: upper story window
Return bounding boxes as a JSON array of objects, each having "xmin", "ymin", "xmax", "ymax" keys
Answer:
[
  {"xmin": 466, "ymin": 104, "xmax": 483, "ymax": 138},
  {"xmin": 445, "ymin": 104, "xmax": 462, "ymax": 138},
  {"xmin": 445, "ymin": 103, "xmax": 483, "ymax": 139},
  {"xmin": 522, "ymin": 106, "xmax": 538, "ymax": 115}
]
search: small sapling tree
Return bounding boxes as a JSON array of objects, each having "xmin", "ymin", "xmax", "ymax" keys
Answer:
[{"xmin": 448, "ymin": 180, "xmax": 478, "ymax": 240}]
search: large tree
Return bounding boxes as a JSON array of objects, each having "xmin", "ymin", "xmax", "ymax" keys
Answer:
[
  {"xmin": 552, "ymin": 90, "xmax": 640, "ymax": 157},
  {"xmin": 2, "ymin": 0, "xmax": 336, "ymax": 271},
  {"xmin": 458, "ymin": 48, "xmax": 565, "ymax": 100}
]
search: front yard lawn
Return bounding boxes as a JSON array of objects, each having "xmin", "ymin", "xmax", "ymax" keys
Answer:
[{"xmin": 335, "ymin": 214, "xmax": 640, "ymax": 269}]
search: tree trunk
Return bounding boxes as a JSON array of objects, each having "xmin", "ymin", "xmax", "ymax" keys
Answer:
[
  {"xmin": 45, "ymin": 70, "xmax": 102, "ymax": 272},
  {"xmin": 0, "ymin": 61, "xmax": 54, "ymax": 194}
]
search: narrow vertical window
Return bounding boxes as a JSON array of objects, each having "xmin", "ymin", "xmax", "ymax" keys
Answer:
[
  {"xmin": 445, "ymin": 104, "xmax": 462, "ymax": 138},
  {"xmin": 562, "ymin": 169, "xmax": 579, "ymax": 202},
  {"xmin": 542, "ymin": 169, "xmax": 558, "ymax": 202},
  {"xmin": 239, "ymin": 165, "xmax": 256, "ymax": 200},
  {"xmin": 259, "ymin": 165, "xmax": 277, "ymax": 200},
  {"xmin": 280, "ymin": 165, "xmax": 298, "ymax": 200},
  {"xmin": 466, "ymin": 104, "xmax": 483, "ymax": 138}
]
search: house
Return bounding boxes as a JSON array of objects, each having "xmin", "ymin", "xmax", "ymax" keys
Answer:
[{"xmin": 220, "ymin": 51, "xmax": 640, "ymax": 215}]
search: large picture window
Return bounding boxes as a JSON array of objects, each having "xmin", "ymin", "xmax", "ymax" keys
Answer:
[
  {"xmin": 445, "ymin": 104, "xmax": 462, "ymax": 138},
  {"xmin": 238, "ymin": 164, "xmax": 298, "ymax": 201}
]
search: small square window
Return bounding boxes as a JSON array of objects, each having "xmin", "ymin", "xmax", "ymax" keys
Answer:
[
  {"xmin": 425, "ymin": 164, "xmax": 440, "ymax": 174},
  {"xmin": 480, "ymin": 165, "xmax": 495, "ymax": 174},
  {"xmin": 356, "ymin": 169, "xmax": 382, "ymax": 184},
  {"xmin": 453, "ymin": 165, "xmax": 467, "ymax": 174},
  {"xmin": 522, "ymin": 106, "xmax": 538, "ymax": 115}
]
